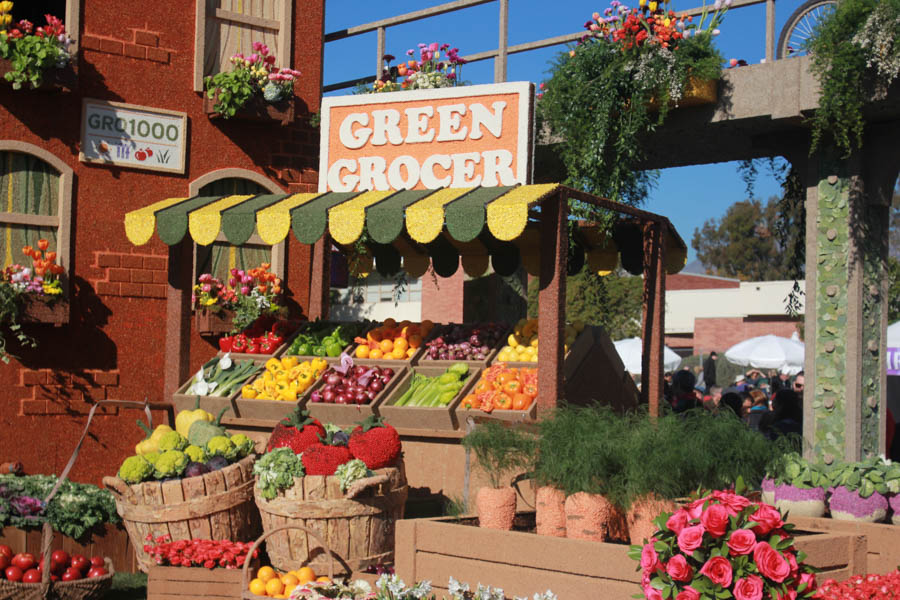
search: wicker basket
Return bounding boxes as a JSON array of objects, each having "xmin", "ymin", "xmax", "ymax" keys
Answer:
[
  {"xmin": 242, "ymin": 525, "xmax": 335, "ymax": 599},
  {"xmin": 0, "ymin": 523, "xmax": 114, "ymax": 600},
  {"xmin": 254, "ymin": 464, "xmax": 407, "ymax": 575},
  {"xmin": 103, "ymin": 455, "xmax": 260, "ymax": 572}
]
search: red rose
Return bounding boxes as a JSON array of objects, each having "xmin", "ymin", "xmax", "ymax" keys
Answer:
[
  {"xmin": 686, "ymin": 496, "xmax": 709, "ymax": 520},
  {"xmin": 700, "ymin": 503, "xmax": 730, "ymax": 538},
  {"xmin": 799, "ymin": 571, "xmax": 816, "ymax": 592},
  {"xmin": 677, "ymin": 524, "xmax": 705, "ymax": 554},
  {"xmin": 666, "ymin": 554, "xmax": 693, "ymax": 582},
  {"xmin": 641, "ymin": 543, "xmax": 661, "ymax": 573},
  {"xmin": 666, "ymin": 509, "xmax": 690, "ymax": 535},
  {"xmin": 699, "ymin": 556, "xmax": 733, "ymax": 588},
  {"xmin": 754, "ymin": 541, "xmax": 790, "ymax": 583},
  {"xmin": 675, "ymin": 587, "xmax": 700, "ymax": 600},
  {"xmin": 734, "ymin": 575, "xmax": 764, "ymax": 600},
  {"xmin": 786, "ymin": 551, "xmax": 799, "ymax": 578},
  {"xmin": 748, "ymin": 504, "xmax": 783, "ymax": 536},
  {"xmin": 643, "ymin": 584, "xmax": 663, "ymax": 600},
  {"xmin": 727, "ymin": 529, "xmax": 757, "ymax": 556},
  {"xmin": 712, "ymin": 490, "xmax": 752, "ymax": 515}
]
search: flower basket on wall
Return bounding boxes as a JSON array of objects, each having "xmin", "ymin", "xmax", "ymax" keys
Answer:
[
  {"xmin": 195, "ymin": 309, "xmax": 235, "ymax": 336},
  {"xmin": 647, "ymin": 76, "xmax": 717, "ymax": 110},
  {"xmin": 0, "ymin": 58, "xmax": 77, "ymax": 91},
  {"xmin": 202, "ymin": 93, "xmax": 295, "ymax": 126},
  {"xmin": 19, "ymin": 295, "xmax": 68, "ymax": 326}
]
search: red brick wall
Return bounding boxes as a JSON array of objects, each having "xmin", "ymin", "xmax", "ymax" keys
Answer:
[
  {"xmin": 667, "ymin": 273, "xmax": 740, "ymax": 290},
  {"xmin": 0, "ymin": 0, "xmax": 325, "ymax": 484},
  {"xmin": 692, "ymin": 316, "xmax": 801, "ymax": 356}
]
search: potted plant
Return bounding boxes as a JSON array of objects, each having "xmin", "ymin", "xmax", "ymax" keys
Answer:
[
  {"xmin": 879, "ymin": 458, "xmax": 900, "ymax": 525},
  {"xmin": 204, "ymin": 41, "xmax": 300, "ymax": 125},
  {"xmin": 0, "ymin": 7, "xmax": 75, "ymax": 90},
  {"xmin": 828, "ymin": 457, "xmax": 890, "ymax": 522},
  {"xmin": 366, "ymin": 42, "xmax": 467, "ymax": 93},
  {"xmin": 193, "ymin": 263, "xmax": 286, "ymax": 336},
  {"xmin": 539, "ymin": 0, "xmax": 728, "ymax": 206},
  {"xmin": 461, "ymin": 421, "xmax": 535, "ymax": 531},
  {"xmin": 767, "ymin": 452, "xmax": 828, "ymax": 518}
]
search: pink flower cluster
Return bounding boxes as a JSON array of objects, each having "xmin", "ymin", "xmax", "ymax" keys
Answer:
[
  {"xmin": 631, "ymin": 489, "xmax": 818, "ymax": 600},
  {"xmin": 229, "ymin": 41, "xmax": 300, "ymax": 89},
  {"xmin": 815, "ymin": 571, "xmax": 900, "ymax": 600}
]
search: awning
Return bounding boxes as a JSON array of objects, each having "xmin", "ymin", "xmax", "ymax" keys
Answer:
[{"xmin": 125, "ymin": 184, "xmax": 686, "ymax": 278}]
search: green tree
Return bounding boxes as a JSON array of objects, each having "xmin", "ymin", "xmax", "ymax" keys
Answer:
[
  {"xmin": 526, "ymin": 270, "xmax": 643, "ymax": 340},
  {"xmin": 889, "ymin": 257, "xmax": 900, "ymax": 323}
]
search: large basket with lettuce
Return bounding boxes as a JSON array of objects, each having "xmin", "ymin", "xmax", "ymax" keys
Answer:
[
  {"xmin": 102, "ymin": 405, "xmax": 260, "ymax": 572},
  {"xmin": 252, "ymin": 409, "xmax": 407, "ymax": 575}
]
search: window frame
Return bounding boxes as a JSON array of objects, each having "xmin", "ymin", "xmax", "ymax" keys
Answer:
[
  {"xmin": 188, "ymin": 169, "xmax": 286, "ymax": 284},
  {"xmin": 0, "ymin": 141, "xmax": 73, "ymax": 281},
  {"xmin": 193, "ymin": 0, "xmax": 293, "ymax": 92}
]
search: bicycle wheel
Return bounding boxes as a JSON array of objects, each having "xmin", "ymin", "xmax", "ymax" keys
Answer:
[{"xmin": 776, "ymin": 0, "xmax": 837, "ymax": 59}]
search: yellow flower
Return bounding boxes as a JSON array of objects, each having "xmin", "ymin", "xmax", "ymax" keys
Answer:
[
  {"xmin": 203, "ymin": 297, "xmax": 217, "ymax": 306},
  {"xmin": 649, "ymin": 1, "xmax": 658, "ymax": 10},
  {"xmin": 0, "ymin": 2, "xmax": 13, "ymax": 14}
]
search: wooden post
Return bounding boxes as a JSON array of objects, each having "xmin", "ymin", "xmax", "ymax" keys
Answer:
[
  {"xmin": 164, "ymin": 240, "xmax": 193, "ymax": 398},
  {"xmin": 309, "ymin": 235, "xmax": 331, "ymax": 320},
  {"xmin": 640, "ymin": 222, "xmax": 665, "ymax": 417},
  {"xmin": 537, "ymin": 190, "xmax": 567, "ymax": 414}
]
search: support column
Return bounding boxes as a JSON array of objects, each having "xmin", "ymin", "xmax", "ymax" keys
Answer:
[
  {"xmin": 164, "ymin": 241, "xmax": 193, "ymax": 399},
  {"xmin": 309, "ymin": 235, "xmax": 331, "ymax": 320},
  {"xmin": 537, "ymin": 191, "xmax": 567, "ymax": 414},
  {"xmin": 640, "ymin": 222, "xmax": 665, "ymax": 417}
]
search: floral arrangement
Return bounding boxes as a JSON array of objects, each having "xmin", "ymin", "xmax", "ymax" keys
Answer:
[
  {"xmin": 628, "ymin": 488, "xmax": 818, "ymax": 600},
  {"xmin": 6, "ymin": 238, "xmax": 65, "ymax": 299},
  {"xmin": 814, "ymin": 571, "xmax": 900, "ymax": 600},
  {"xmin": 0, "ymin": 2, "xmax": 73, "ymax": 90},
  {"xmin": 287, "ymin": 574, "xmax": 556, "ymax": 600},
  {"xmin": 539, "ymin": 0, "xmax": 726, "ymax": 209},
  {"xmin": 144, "ymin": 533, "xmax": 258, "ymax": 569},
  {"xmin": 192, "ymin": 263, "xmax": 285, "ymax": 333},
  {"xmin": 205, "ymin": 41, "xmax": 301, "ymax": 118},
  {"xmin": 370, "ymin": 42, "xmax": 466, "ymax": 93}
]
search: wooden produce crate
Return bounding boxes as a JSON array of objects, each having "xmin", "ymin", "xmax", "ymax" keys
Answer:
[
  {"xmin": 195, "ymin": 310, "xmax": 235, "ymax": 336},
  {"xmin": 788, "ymin": 516, "xmax": 900, "ymax": 576},
  {"xmin": 379, "ymin": 366, "xmax": 480, "ymax": 431},
  {"xmin": 230, "ymin": 357, "xmax": 332, "ymax": 422},
  {"xmin": 0, "ymin": 523, "xmax": 138, "ymax": 574},
  {"xmin": 147, "ymin": 565, "xmax": 244, "ymax": 600},
  {"xmin": 171, "ymin": 381, "xmax": 241, "ymax": 421},
  {"xmin": 413, "ymin": 323, "xmax": 509, "ymax": 369},
  {"xmin": 303, "ymin": 365, "xmax": 408, "ymax": 427},
  {"xmin": 453, "ymin": 365, "xmax": 538, "ymax": 425}
]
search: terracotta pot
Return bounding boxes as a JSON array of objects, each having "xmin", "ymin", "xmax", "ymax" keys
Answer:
[
  {"xmin": 535, "ymin": 486, "xmax": 566, "ymax": 537},
  {"xmin": 761, "ymin": 477, "xmax": 776, "ymax": 505},
  {"xmin": 889, "ymin": 493, "xmax": 900, "ymax": 525},
  {"xmin": 627, "ymin": 494, "xmax": 678, "ymax": 546},
  {"xmin": 774, "ymin": 485, "xmax": 826, "ymax": 518},
  {"xmin": 476, "ymin": 486, "xmax": 516, "ymax": 530},
  {"xmin": 829, "ymin": 486, "xmax": 888, "ymax": 523},
  {"xmin": 564, "ymin": 492, "xmax": 627, "ymax": 542}
]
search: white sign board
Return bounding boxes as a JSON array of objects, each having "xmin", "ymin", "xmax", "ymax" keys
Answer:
[{"xmin": 79, "ymin": 99, "xmax": 187, "ymax": 174}]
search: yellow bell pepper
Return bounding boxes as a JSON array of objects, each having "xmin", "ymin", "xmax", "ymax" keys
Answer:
[
  {"xmin": 135, "ymin": 423, "xmax": 173, "ymax": 455},
  {"xmin": 265, "ymin": 358, "xmax": 282, "ymax": 372},
  {"xmin": 175, "ymin": 400, "xmax": 214, "ymax": 437}
]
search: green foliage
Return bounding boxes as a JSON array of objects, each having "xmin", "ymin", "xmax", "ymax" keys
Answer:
[
  {"xmin": 231, "ymin": 292, "xmax": 284, "ymax": 334},
  {"xmin": 0, "ymin": 32, "xmax": 67, "ymax": 90},
  {"xmin": 252, "ymin": 447, "xmax": 305, "ymax": 499},
  {"xmin": 526, "ymin": 269, "xmax": 643, "ymax": 340},
  {"xmin": 205, "ymin": 67, "xmax": 256, "ymax": 118},
  {"xmin": 807, "ymin": 0, "xmax": 900, "ymax": 156},
  {"xmin": 539, "ymin": 31, "xmax": 723, "ymax": 208},
  {"xmin": 0, "ymin": 282, "xmax": 36, "ymax": 364},
  {"xmin": 889, "ymin": 257, "xmax": 900, "ymax": 322},
  {"xmin": 461, "ymin": 422, "xmax": 535, "ymax": 489},
  {"xmin": 766, "ymin": 452, "xmax": 829, "ymax": 489},
  {"xmin": 829, "ymin": 455, "xmax": 895, "ymax": 498},
  {"xmin": 0, "ymin": 474, "xmax": 120, "ymax": 539}
]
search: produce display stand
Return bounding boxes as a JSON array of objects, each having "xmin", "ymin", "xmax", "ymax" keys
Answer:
[
  {"xmin": 411, "ymin": 323, "xmax": 510, "ymax": 369},
  {"xmin": 302, "ymin": 363, "xmax": 408, "ymax": 427},
  {"xmin": 147, "ymin": 564, "xmax": 245, "ymax": 600},
  {"xmin": 241, "ymin": 525, "xmax": 336, "ymax": 599},
  {"xmin": 379, "ymin": 365, "xmax": 481, "ymax": 431}
]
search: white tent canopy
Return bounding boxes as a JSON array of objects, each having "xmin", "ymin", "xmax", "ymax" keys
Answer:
[
  {"xmin": 887, "ymin": 321, "xmax": 900, "ymax": 348},
  {"xmin": 724, "ymin": 333, "xmax": 805, "ymax": 373},
  {"xmin": 613, "ymin": 337, "xmax": 682, "ymax": 375}
]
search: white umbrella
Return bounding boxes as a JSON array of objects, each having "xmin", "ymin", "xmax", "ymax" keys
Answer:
[
  {"xmin": 724, "ymin": 333, "xmax": 805, "ymax": 371},
  {"xmin": 613, "ymin": 337, "xmax": 682, "ymax": 375},
  {"xmin": 887, "ymin": 321, "xmax": 900, "ymax": 348}
]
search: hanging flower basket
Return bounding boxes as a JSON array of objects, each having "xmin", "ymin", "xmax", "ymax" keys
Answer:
[
  {"xmin": 203, "ymin": 91, "xmax": 295, "ymax": 126},
  {"xmin": 648, "ymin": 76, "xmax": 717, "ymax": 110},
  {"xmin": 195, "ymin": 309, "xmax": 235, "ymax": 336},
  {"xmin": 19, "ymin": 295, "xmax": 68, "ymax": 326},
  {"xmin": 0, "ymin": 58, "xmax": 77, "ymax": 91}
]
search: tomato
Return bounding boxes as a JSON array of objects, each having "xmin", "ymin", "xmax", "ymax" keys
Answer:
[
  {"xmin": 70, "ymin": 555, "xmax": 90, "ymax": 574},
  {"xmin": 87, "ymin": 567, "xmax": 108, "ymax": 578},
  {"xmin": 61, "ymin": 568, "xmax": 82, "ymax": 582},
  {"xmin": 4, "ymin": 566, "xmax": 22, "ymax": 582},
  {"xmin": 0, "ymin": 545, "xmax": 12, "ymax": 560},
  {"xmin": 0, "ymin": 554, "xmax": 8, "ymax": 571},
  {"xmin": 494, "ymin": 392, "xmax": 513, "ymax": 410},
  {"xmin": 50, "ymin": 551, "xmax": 69, "ymax": 567},
  {"xmin": 12, "ymin": 553, "xmax": 34, "ymax": 571},
  {"xmin": 89, "ymin": 556, "xmax": 104, "ymax": 569},
  {"xmin": 503, "ymin": 380, "xmax": 521, "ymax": 395},
  {"xmin": 22, "ymin": 568, "xmax": 40, "ymax": 583},
  {"xmin": 461, "ymin": 394, "xmax": 476, "ymax": 410},
  {"xmin": 512, "ymin": 393, "xmax": 531, "ymax": 411}
]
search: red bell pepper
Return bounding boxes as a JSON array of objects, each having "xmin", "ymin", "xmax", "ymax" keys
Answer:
[
  {"xmin": 245, "ymin": 340, "xmax": 260, "ymax": 354},
  {"xmin": 258, "ymin": 338, "xmax": 276, "ymax": 354},
  {"xmin": 231, "ymin": 334, "xmax": 249, "ymax": 353},
  {"xmin": 218, "ymin": 336, "xmax": 233, "ymax": 353}
]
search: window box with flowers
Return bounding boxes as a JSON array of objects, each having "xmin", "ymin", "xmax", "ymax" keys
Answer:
[
  {"xmin": 203, "ymin": 42, "xmax": 299, "ymax": 126},
  {"xmin": 193, "ymin": 262, "xmax": 286, "ymax": 336},
  {"xmin": 367, "ymin": 42, "xmax": 467, "ymax": 93},
  {"xmin": 0, "ymin": 4, "xmax": 75, "ymax": 92}
]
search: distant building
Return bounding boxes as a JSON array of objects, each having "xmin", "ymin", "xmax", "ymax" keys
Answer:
[{"xmin": 665, "ymin": 273, "xmax": 804, "ymax": 355}]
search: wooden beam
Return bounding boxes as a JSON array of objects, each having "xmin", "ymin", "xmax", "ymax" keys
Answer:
[
  {"xmin": 537, "ymin": 190, "xmax": 567, "ymax": 415},
  {"xmin": 640, "ymin": 222, "xmax": 665, "ymax": 416},
  {"xmin": 324, "ymin": 0, "xmax": 495, "ymax": 41},
  {"xmin": 213, "ymin": 8, "xmax": 280, "ymax": 31},
  {"xmin": 164, "ymin": 241, "xmax": 194, "ymax": 399},
  {"xmin": 309, "ymin": 235, "xmax": 330, "ymax": 320},
  {"xmin": 0, "ymin": 212, "xmax": 59, "ymax": 227}
]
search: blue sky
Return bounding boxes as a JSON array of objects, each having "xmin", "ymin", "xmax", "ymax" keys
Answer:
[{"xmin": 323, "ymin": 0, "xmax": 812, "ymax": 263}]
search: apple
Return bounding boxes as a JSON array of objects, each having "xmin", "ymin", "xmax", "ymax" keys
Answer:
[
  {"xmin": 50, "ymin": 550, "xmax": 69, "ymax": 567},
  {"xmin": 70, "ymin": 555, "xmax": 90, "ymax": 574},
  {"xmin": 11, "ymin": 553, "xmax": 35, "ymax": 571},
  {"xmin": 0, "ymin": 545, "xmax": 12, "ymax": 560},
  {"xmin": 86, "ymin": 566, "xmax": 108, "ymax": 578},
  {"xmin": 0, "ymin": 554, "xmax": 9, "ymax": 571},
  {"xmin": 22, "ymin": 568, "xmax": 41, "ymax": 583},
  {"xmin": 89, "ymin": 556, "xmax": 104, "ymax": 569},
  {"xmin": 61, "ymin": 567, "xmax": 81, "ymax": 582},
  {"xmin": 4, "ymin": 566, "xmax": 23, "ymax": 582}
]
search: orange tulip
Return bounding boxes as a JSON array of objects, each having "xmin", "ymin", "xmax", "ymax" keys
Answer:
[
  {"xmin": 46, "ymin": 251, "xmax": 57, "ymax": 262},
  {"xmin": 34, "ymin": 267, "xmax": 46, "ymax": 276},
  {"xmin": 22, "ymin": 245, "xmax": 33, "ymax": 258},
  {"xmin": 37, "ymin": 239, "xmax": 49, "ymax": 251},
  {"xmin": 397, "ymin": 64, "xmax": 408, "ymax": 76},
  {"xmin": 33, "ymin": 251, "xmax": 42, "ymax": 260},
  {"xmin": 50, "ymin": 264, "xmax": 64, "ymax": 275}
]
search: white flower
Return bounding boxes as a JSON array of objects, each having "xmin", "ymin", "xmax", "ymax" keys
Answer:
[{"xmin": 448, "ymin": 577, "xmax": 470, "ymax": 596}]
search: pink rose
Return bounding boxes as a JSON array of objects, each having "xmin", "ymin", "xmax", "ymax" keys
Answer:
[
  {"xmin": 754, "ymin": 541, "xmax": 790, "ymax": 583},
  {"xmin": 786, "ymin": 551, "xmax": 799, "ymax": 578},
  {"xmin": 666, "ymin": 554, "xmax": 693, "ymax": 582},
  {"xmin": 643, "ymin": 584, "xmax": 663, "ymax": 600},
  {"xmin": 700, "ymin": 503, "xmax": 730, "ymax": 538},
  {"xmin": 699, "ymin": 556, "xmax": 733, "ymax": 588},
  {"xmin": 727, "ymin": 529, "xmax": 757, "ymax": 556},
  {"xmin": 666, "ymin": 509, "xmax": 690, "ymax": 535},
  {"xmin": 686, "ymin": 497, "xmax": 709, "ymax": 520},
  {"xmin": 675, "ymin": 587, "xmax": 700, "ymax": 600},
  {"xmin": 776, "ymin": 589, "xmax": 797, "ymax": 600},
  {"xmin": 641, "ymin": 543, "xmax": 661, "ymax": 573},
  {"xmin": 748, "ymin": 504, "xmax": 783, "ymax": 536},
  {"xmin": 677, "ymin": 524, "xmax": 705, "ymax": 554},
  {"xmin": 712, "ymin": 490, "xmax": 752, "ymax": 515},
  {"xmin": 734, "ymin": 575, "xmax": 764, "ymax": 600},
  {"xmin": 799, "ymin": 571, "xmax": 817, "ymax": 592}
]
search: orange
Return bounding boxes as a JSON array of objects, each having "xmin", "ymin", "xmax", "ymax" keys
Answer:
[
  {"xmin": 369, "ymin": 348, "xmax": 384, "ymax": 359},
  {"xmin": 257, "ymin": 566, "xmax": 276, "ymax": 582},
  {"xmin": 391, "ymin": 346, "xmax": 406, "ymax": 359},
  {"xmin": 393, "ymin": 337, "xmax": 408, "ymax": 352},
  {"xmin": 265, "ymin": 577, "xmax": 285, "ymax": 596},
  {"xmin": 296, "ymin": 566, "xmax": 316, "ymax": 584},
  {"xmin": 379, "ymin": 338, "xmax": 394, "ymax": 353},
  {"xmin": 406, "ymin": 348, "xmax": 416, "ymax": 358},
  {"xmin": 355, "ymin": 345, "xmax": 370, "ymax": 359},
  {"xmin": 282, "ymin": 573, "xmax": 299, "ymax": 587},
  {"xmin": 248, "ymin": 578, "xmax": 267, "ymax": 596},
  {"xmin": 316, "ymin": 576, "xmax": 331, "ymax": 583},
  {"xmin": 283, "ymin": 583, "xmax": 297, "ymax": 596}
]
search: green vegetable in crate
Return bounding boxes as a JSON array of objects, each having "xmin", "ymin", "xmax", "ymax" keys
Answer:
[
  {"xmin": 187, "ymin": 406, "xmax": 229, "ymax": 448},
  {"xmin": 118, "ymin": 455, "xmax": 153, "ymax": 484},
  {"xmin": 252, "ymin": 447, "xmax": 305, "ymax": 499},
  {"xmin": 157, "ymin": 430, "xmax": 189, "ymax": 452},
  {"xmin": 134, "ymin": 421, "xmax": 173, "ymax": 455},
  {"xmin": 287, "ymin": 322, "xmax": 370, "ymax": 357},
  {"xmin": 186, "ymin": 354, "xmax": 261, "ymax": 397},
  {"xmin": 393, "ymin": 363, "xmax": 470, "ymax": 407},
  {"xmin": 207, "ymin": 435, "xmax": 237, "ymax": 460},
  {"xmin": 335, "ymin": 458, "xmax": 373, "ymax": 492},
  {"xmin": 230, "ymin": 433, "xmax": 256, "ymax": 457},
  {"xmin": 184, "ymin": 445, "xmax": 207, "ymax": 464},
  {"xmin": 153, "ymin": 450, "xmax": 189, "ymax": 479}
]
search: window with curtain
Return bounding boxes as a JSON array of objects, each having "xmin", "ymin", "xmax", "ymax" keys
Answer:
[
  {"xmin": 194, "ymin": 177, "xmax": 273, "ymax": 282},
  {"xmin": 0, "ymin": 151, "xmax": 60, "ymax": 270}
]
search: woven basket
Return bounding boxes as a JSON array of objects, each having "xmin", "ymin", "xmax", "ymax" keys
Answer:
[
  {"xmin": 254, "ymin": 463, "xmax": 407, "ymax": 575},
  {"xmin": 0, "ymin": 523, "xmax": 114, "ymax": 600},
  {"xmin": 103, "ymin": 454, "xmax": 260, "ymax": 572},
  {"xmin": 241, "ymin": 525, "xmax": 335, "ymax": 599}
]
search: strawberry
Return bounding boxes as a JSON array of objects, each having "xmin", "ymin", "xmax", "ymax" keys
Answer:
[
  {"xmin": 301, "ymin": 430, "xmax": 353, "ymax": 475},
  {"xmin": 265, "ymin": 408, "xmax": 325, "ymax": 454},
  {"xmin": 348, "ymin": 416, "xmax": 401, "ymax": 470}
]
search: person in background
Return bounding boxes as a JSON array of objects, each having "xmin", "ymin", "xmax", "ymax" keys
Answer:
[
  {"xmin": 720, "ymin": 392, "xmax": 744, "ymax": 419},
  {"xmin": 793, "ymin": 372, "xmax": 805, "ymax": 395},
  {"xmin": 740, "ymin": 392, "xmax": 753, "ymax": 423},
  {"xmin": 745, "ymin": 369, "xmax": 764, "ymax": 388},
  {"xmin": 762, "ymin": 389, "xmax": 803, "ymax": 441},
  {"xmin": 671, "ymin": 369, "xmax": 699, "ymax": 413},
  {"xmin": 747, "ymin": 389, "xmax": 770, "ymax": 431},
  {"xmin": 703, "ymin": 351, "xmax": 718, "ymax": 390},
  {"xmin": 771, "ymin": 368, "xmax": 792, "ymax": 394}
]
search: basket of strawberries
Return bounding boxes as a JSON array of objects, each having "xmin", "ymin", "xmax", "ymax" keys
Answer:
[{"xmin": 251, "ymin": 408, "xmax": 407, "ymax": 575}]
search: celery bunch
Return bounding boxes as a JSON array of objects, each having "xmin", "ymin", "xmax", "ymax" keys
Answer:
[{"xmin": 394, "ymin": 363, "xmax": 469, "ymax": 407}]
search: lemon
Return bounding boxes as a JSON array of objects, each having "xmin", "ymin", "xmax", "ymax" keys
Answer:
[{"xmin": 507, "ymin": 333, "xmax": 519, "ymax": 347}]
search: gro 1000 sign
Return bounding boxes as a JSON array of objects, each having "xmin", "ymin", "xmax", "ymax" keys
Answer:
[{"xmin": 87, "ymin": 113, "xmax": 180, "ymax": 142}]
